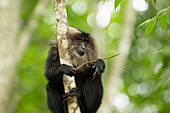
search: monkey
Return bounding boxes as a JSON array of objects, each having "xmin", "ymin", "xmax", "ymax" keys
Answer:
[{"xmin": 44, "ymin": 27, "xmax": 105, "ymax": 113}]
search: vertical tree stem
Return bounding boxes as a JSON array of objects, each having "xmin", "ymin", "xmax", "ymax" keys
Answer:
[
  {"xmin": 53, "ymin": 0, "xmax": 81, "ymax": 113},
  {"xmin": 98, "ymin": 0, "xmax": 136, "ymax": 113}
]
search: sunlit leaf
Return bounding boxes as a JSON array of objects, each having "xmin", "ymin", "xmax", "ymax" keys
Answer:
[
  {"xmin": 115, "ymin": 0, "xmax": 122, "ymax": 10},
  {"xmin": 137, "ymin": 19, "xmax": 151, "ymax": 28},
  {"xmin": 145, "ymin": 19, "xmax": 156, "ymax": 38},
  {"xmin": 159, "ymin": 15, "xmax": 167, "ymax": 30}
]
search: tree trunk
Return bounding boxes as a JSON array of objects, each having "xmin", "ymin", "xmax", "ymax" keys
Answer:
[
  {"xmin": 0, "ymin": 0, "xmax": 20, "ymax": 112},
  {"xmin": 53, "ymin": 0, "xmax": 81, "ymax": 113},
  {"xmin": 98, "ymin": 0, "xmax": 136, "ymax": 113},
  {"xmin": 0, "ymin": 0, "xmax": 47, "ymax": 112}
]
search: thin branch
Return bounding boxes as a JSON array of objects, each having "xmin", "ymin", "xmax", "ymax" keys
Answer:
[
  {"xmin": 76, "ymin": 53, "xmax": 119, "ymax": 70},
  {"xmin": 101, "ymin": 53, "xmax": 119, "ymax": 60}
]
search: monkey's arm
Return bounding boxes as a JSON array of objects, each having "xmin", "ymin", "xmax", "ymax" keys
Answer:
[
  {"xmin": 79, "ymin": 60, "xmax": 105, "ymax": 113},
  {"xmin": 44, "ymin": 46, "xmax": 76, "ymax": 81}
]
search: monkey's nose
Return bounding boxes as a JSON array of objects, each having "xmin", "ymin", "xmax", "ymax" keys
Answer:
[{"xmin": 82, "ymin": 47, "xmax": 86, "ymax": 50}]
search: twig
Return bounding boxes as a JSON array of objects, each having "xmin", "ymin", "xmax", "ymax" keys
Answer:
[{"xmin": 76, "ymin": 53, "xmax": 119, "ymax": 70}]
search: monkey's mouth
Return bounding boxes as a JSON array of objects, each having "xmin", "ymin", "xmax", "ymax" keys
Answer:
[
  {"xmin": 77, "ymin": 49, "xmax": 85, "ymax": 56},
  {"xmin": 78, "ymin": 51, "xmax": 85, "ymax": 56}
]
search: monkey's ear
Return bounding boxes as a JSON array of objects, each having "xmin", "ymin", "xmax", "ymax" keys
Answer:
[{"xmin": 68, "ymin": 27, "xmax": 81, "ymax": 35}]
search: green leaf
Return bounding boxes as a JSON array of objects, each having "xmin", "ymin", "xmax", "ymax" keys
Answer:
[
  {"xmin": 159, "ymin": 15, "xmax": 167, "ymax": 30},
  {"xmin": 145, "ymin": 19, "xmax": 156, "ymax": 38},
  {"xmin": 145, "ymin": 0, "xmax": 147, "ymax": 2},
  {"xmin": 115, "ymin": 0, "xmax": 122, "ymax": 10}
]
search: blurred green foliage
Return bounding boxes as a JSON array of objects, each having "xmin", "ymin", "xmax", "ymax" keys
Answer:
[{"xmin": 14, "ymin": 0, "xmax": 170, "ymax": 113}]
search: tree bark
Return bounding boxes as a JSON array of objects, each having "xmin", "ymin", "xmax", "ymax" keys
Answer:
[{"xmin": 53, "ymin": 0, "xmax": 81, "ymax": 113}]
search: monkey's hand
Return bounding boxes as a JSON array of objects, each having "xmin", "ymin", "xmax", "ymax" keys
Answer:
[
  {"xmin": 60, "ymin": 64, "xmax": 77, "ymax": 77},
  {"xmin": 92, "ymin": 59, "xmax": 105, "ymax": 79}
]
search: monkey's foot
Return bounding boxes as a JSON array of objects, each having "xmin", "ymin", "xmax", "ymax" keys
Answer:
[{"xmin": 62, "ymin": 88, "xmax": 80, "ymax": 103}]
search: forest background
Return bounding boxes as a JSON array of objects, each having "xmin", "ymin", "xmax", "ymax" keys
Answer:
[{"xmin": 0, "ymin": 0, "xmax": 170, "ymax": 113}]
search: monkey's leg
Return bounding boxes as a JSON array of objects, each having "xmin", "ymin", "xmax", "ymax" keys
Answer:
[{"xmin": 46, "ymin": 83, "xmax": 64, "ymax": 113}]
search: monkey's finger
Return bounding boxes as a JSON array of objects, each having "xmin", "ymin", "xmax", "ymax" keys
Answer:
[
  {"xmin": 93, "ymin": 67, "xmax": 98, "ymax": 79},
  {"xmin": 70, "ymin": 67, "xmax": 77, "ymax": 75},
  {"xmin": 92, "ymin": 65, "xmax": 95, "ymax": 68},
  {"xmin": 69, "ymin": 88, "xmax": 81, "ymax": 97},
  {"xmin": 71, "ymin": 67, "xmax": 76, "ymax": 71},
  {"xmin": 63, "ymin": 96, "xmax": 71, "ymax": 104},
  {"xmin": 96, "ymin": 65, "xmax": 104, "ymax": 74},
  {"xmin": 69, "ymin": 70, "xmax": 77, "ymax": 76},
  {"xmin": 64, "ymin": 67, "xmax": 76, "ymax": 77},
  {"xmin": 72, "ymin": 67, "xmax": 77, "ymax": 73}
]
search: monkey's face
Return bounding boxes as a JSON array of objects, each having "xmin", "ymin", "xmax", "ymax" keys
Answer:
[
  {"xmin": 68, "ymin": 27, "xmax": 98, "ymax": 68},
  {"xmin": 70, "ymin": 34, "xmax": 89, "ymax": 56},
  {"xmin": 75, "ymin": 37, "xmax": 89, "ymax": 56},
  {"xmin": 68, "ymin": 27, "xmax": 90, "ymax": 56}
]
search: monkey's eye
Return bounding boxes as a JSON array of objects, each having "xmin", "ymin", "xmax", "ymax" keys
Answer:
[
  {"xmin": 78, "ymin": 39, "xmax": 82, "ymax": 42},
  {"xmin": 85, "ymin": 40, "xmax": 89, "ymax": 44}
]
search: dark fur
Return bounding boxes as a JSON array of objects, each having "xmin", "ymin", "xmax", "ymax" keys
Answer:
[{"xmin": 44, "ymin": 27, "xmax": 105, "ymax": 113}]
